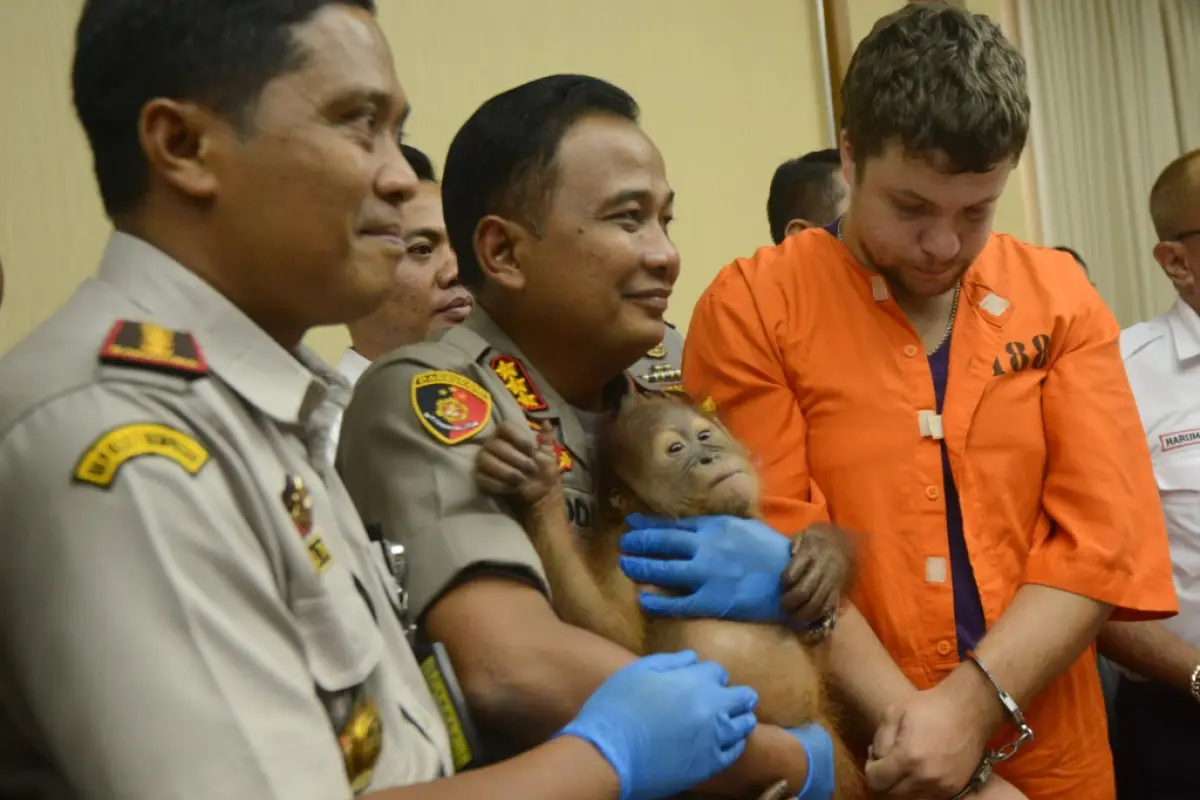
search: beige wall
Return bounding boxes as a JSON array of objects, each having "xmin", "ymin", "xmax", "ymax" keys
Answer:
[{"xmin": 0, "ymin": 0, "xmax": 831, "ymax": 362}]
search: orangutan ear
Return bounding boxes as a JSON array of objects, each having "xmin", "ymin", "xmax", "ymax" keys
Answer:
[{"xmin": 608, "ymin": 488, "xmax": 638, "ymax": 516}]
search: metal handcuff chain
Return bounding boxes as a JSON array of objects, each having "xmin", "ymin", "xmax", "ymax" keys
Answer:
[{"xmin": 948, "ymin": 652, "xmax": 1035, "ymax": 799}]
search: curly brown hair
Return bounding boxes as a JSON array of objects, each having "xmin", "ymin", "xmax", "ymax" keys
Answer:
[{"xmin": 841, "ymin": 1, "xmax": 1029, "ymax": 175}]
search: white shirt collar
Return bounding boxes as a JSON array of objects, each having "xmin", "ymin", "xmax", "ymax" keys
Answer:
[
  {"xmin": 336, "ymin": 347, "xmax": 372, "ymax": 386},
  {"xmin": 1167, "ymin": 298, "xmax": 1200, "ymax": 363}
]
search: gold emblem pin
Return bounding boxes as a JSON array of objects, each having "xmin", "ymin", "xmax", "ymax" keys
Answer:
[
  {"xmin": 340, "ymin": 694, "xmax": 383, "ymax": 793},
  {"xmin": 282, "ymin": 475, "xmax": 314, "ymax": 536},
  {"xmin": 646, "ymin": 342, "xmax": 667, "ymax": 359}
]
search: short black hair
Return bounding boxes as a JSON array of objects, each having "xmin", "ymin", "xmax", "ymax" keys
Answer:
[
  {"xmin": 401, "ymin": 144, "xmax": 437, "ymax": 183},
  {"xmin": 72, "ymin": 0, "xmax": 376, "ymax": 217},
  {"xmin": 441, "ymin": 74, "xmax": 640, "ymax": 290},
  {"xmin": 766, "ymin": 149, "xmax": 845, "ymax": 244},
  {"xmin": 1053, "ymin": 245, "xmax": 1091, "ymax": 281}
]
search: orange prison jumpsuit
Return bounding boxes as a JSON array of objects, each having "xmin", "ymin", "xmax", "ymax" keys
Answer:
[{"xmin": 682, "ymin": 229, "xmax": 1178, "ymax": 799}]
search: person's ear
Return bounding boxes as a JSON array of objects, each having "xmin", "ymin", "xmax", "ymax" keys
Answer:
[
  {"xmin": 784, "ymin": 218, "xmax": 815, "ymax": 238},
  {"xmin": 1154, "ymin": 241, "xmax": 1193, "ymax": 293},
  {"xmin": 138, "ymin": 99, "xmax": 224, "ymax": 201},
  {"xmin": 475, "ymin": 216, "xmax": 535, "ymax": 291},
  {"xmin": 839, "ymin": 130, "xmax": 857, "ymax": 187}
]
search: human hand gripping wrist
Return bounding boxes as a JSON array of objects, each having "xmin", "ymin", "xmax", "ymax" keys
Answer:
[
  {"xmin": 617, "ymin": 514, "xmax": 792, "ymax": 622},
  {"xmin": 865, "ymin": 670, "xmax": 999, "ymax": 799},
  {"xmin": 557, "ymin": 650, "xmax": 760, "ymax": 800}
]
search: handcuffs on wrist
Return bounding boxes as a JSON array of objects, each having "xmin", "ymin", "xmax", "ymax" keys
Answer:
[{"xmin": 948, "ymin": 651, "xmax": 1035, "ymax": 799}]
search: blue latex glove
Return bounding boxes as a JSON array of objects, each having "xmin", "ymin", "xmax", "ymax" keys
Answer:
[
  {"xmin": 619, "ymin": 514, "xmax": 792, "ymax": 623},
  {"xmin": 789, "ymin": 723, "xmax": 836, "ymax": 800},
  {"xmin": 557, "ymin": 650, "xmax": 759, "ymax": 800}
]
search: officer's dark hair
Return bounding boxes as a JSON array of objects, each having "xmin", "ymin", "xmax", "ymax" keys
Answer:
[
  {"xmin": 1053, "ymin": 245, "xmax": 1091, "ymax": 282},
  {"xmin": 72, "ymin": 0, "xmax": 377, "ymax": 218},
  {"xmin": 442, "ymin": 74, "xmax": 641, "ymax": 290},
  {"xmin": 766, "ymin": 149, "xmax": 845, "ymax": 244},
  {"xmin": 401, "ymin": 144, "xmax": 438, "ymax": 184}
]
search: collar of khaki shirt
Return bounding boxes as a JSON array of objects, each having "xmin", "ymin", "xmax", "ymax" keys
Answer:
[{"xmin": 96, "ymin": 231, "xmax": 352, "ymax": 426}]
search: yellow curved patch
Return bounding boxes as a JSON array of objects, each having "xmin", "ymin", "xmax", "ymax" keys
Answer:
[{"xmin": 73, "ymin": 423, "xmax": 210, "ymax": 488}]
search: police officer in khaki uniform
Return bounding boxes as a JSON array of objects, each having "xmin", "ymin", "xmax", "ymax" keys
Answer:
[
  {"xmin": 0, "ymin": 4, "xmax": 764, "ymax": 799},
  {"xmin": 338, "ymin": 74, "xmax": 816, "ymax": 796}
]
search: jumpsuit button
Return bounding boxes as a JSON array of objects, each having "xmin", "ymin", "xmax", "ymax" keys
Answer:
[
  {"xmin": 925, "ymin": 485, "xmax": 941, "ymax": 500},
  {"xmin": 936, "ymin": 640, "xmax": 953, "ymax": 656},
  {"xmin": 904, "ymin": 344, "xmax": 919, "ymax": 357}
]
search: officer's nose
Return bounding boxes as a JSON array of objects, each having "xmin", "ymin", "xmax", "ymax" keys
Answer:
[{"xmin": 378, "ymin": 136, "xmax": 419, "ymax": 208}]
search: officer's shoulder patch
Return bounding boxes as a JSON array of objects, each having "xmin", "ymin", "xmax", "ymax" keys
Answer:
[
  {"xmin": 553, "ymin": 440, "xmax": 575, "ymax": 473},
  {"xmin": 99, "ymin": 320, "xmax": 208, "ymax": 379},
  {"xmin": 488, "ymin": 354, "xmax": 548, "ymax": 412},
  {"xmin": 410, "ymin": 370, "xmax": 493, "ymax": 446},
  {"xmin": 73, "ymin": 422, "xmax": 210, "ymax": 489}
]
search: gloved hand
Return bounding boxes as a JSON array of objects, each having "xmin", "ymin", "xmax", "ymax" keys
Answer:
[
  {"xmin": 618, "ymin": 514, "xmax": 791, "ymax": 623},
  {"xmin": 788, "ymin": 723, "xmax": 836, "ymax": 800},
  {"xmin": 557, "ymin": 650, "xmax": 759, "ymax": 800}
]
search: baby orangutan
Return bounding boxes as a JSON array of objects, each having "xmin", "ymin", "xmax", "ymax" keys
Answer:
[{"xmin": 473, "ymin": 398, "xmax": 865, "ymax": 800}]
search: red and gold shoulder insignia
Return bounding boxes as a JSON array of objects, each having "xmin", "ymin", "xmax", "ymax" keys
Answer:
[
  {"xmin": 489, "ymin": 355, "xmax": 548, "ymax": 412},
  {"xmin": 553, "ymin": 441, "xmax": 575, "ymax": 474},
  {"xmin": 99, "ymin": 320, "xmax": 208, "ymax": 378},
  {"xmin": 411, "ymin": 370, "xmax": 493, "ymax": 446}
]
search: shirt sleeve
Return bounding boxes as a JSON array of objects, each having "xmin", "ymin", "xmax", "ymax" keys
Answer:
[
  {"xmin": 0, "ymin": 388, "xmax": 355, "ymax": 800},
  {"xmin": 337, "ymin": 357, "xmax": 548, "ymax": 622},
  {"xmin": 1028, "ymin": 282, "xmax": 1178, "ymax": 621},
  {"xmin": 682, "ymin": 262, "xmax": 831, "ymax": 535}
]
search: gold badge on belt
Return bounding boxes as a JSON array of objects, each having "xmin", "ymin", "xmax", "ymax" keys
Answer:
[{"xmin": 339, "ymin": 693, "xmax": 384, "ymax": 793}]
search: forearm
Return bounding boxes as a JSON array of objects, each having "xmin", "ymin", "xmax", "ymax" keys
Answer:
[
  {"xmin": 1099, "ymin": 619, "xmax": 1200, "ymax": 695},
  {"xmin": 697, "ymin": 724, "xmax": 810, "ymax": 797},
  {"xmin": 427, "ymin": 579, "xmax": 813, "ymax": 796},
  {"xmin": 523, "ymin": 496, "xmax": 639, "ymax": 651},
  {"xmin": 369, "ymin": 735, "xmax": 621, "ymax": 800},
  {"xmin": 944, "ymin": 583, "xmax": 1111, "ymax": 735},
  {"xmin": 427, "ymin": 581, "xmax": 636, "ymax": 744},
  {"xmin": 825, "ymin": 604, "xmax": 918, "ymax": 728}
]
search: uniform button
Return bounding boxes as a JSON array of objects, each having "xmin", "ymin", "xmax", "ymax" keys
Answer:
[
  {"xmin": 936, "ymin": 640, "xmax": 953, "ymax": 656},
  {"xmin": 904, "ymin": 344, "xmax": 919, "ymax": 357},
  {"xmin": 925, "ymin": 485, "xmax": 941, "ymax": 500}
]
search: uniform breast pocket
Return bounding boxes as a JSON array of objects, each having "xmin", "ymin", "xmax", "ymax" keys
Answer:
[{"xmin": 293, "ymin": 569, "xmax": 385, "ymax": 692}]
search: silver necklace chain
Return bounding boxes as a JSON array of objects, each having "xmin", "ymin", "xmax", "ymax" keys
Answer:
[{"xmin": 836, "ymin": 216, "xmax": 961, "ymax": 356}]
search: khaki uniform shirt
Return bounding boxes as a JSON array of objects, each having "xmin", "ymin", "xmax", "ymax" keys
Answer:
[
  {"xmin": 0, "ymin": 233, "xmax": 451, "ymax": 799},
  {"xmin": 337, "ymin": 308, "xmax": 686, "ymax": 622}
]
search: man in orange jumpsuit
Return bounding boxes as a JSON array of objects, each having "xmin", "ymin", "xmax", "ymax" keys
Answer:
[{"xmin": 619, "ymin": 4, "xmax": 1176, "ymax": 799}]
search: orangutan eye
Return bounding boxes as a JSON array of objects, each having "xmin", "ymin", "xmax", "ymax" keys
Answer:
[
  {"xmin": 697, "ymin": 429, "xmax": 711, "ymax": 441},
  {"xmin": 667, "ymin": 441, "xmax": 685, "ymax": 455}
]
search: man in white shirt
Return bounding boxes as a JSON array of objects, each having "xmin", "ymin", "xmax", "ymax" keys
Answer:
[
  {"xmin": 338, "ymin": 143, "xmax": 472, "ymax": 388},
  {"xmin": 1103, "ymin": 147, "xmax": 1200, "ymax": 799}
]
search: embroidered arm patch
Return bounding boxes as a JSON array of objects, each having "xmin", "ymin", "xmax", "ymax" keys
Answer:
[
  {"xmin": 410, "ymin": 371, "xmax": 493, "ymax": 446},
  {"xmin": 73, "ymin": 423, "xmax": 210, "ymax": 488}
]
